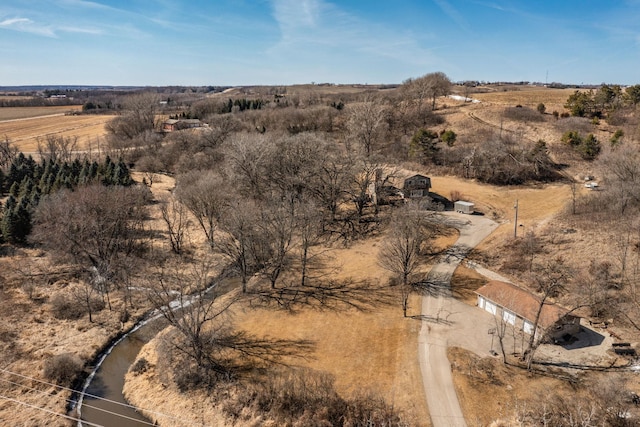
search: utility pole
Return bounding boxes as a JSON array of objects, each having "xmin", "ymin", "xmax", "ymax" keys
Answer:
[{"xmin": 514, "ymin": 199, "xmax": 519, "ymax": 238}]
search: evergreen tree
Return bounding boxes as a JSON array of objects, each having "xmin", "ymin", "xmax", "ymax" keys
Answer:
[
  {"xmin": 30, "ymin": 186, "xmax": 41, "ymax": 208},
  {"xmin": 409, "ymin": 128, "xmax": 441, "ymax": 164},
  {"xmin": 8, "ymin": 181, "xmax": 19, "ymax": 198},
  {"xmin": 88, "ymin": 161, "xmax": 99, "ymax": 181},
  {"xmin": 12, "ymin": 197, "xmax": 32, "ymax": 243},
  {"xmin": 18, "ymin": 176, "xmax": 34, "ymax": 200},
  {"xmin": 114, "ymin": 161, "xmax": 133, "ymax": 186},
  {"xmin": 1, "ymin": 195, "xmax": 17, "ymax": 243}
]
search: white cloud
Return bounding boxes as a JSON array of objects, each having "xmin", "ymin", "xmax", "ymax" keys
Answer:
[
  {"xmin": 268, "ymin": 0, "xmax": 444, "ymax": 70},
  {"xmin": 0, "ymin": 17, "xmax": 56, "ymax": 37},
  {"xmin": 59, "ymin": 26, "xmax": 103, "ymax": 35},
  {"xmin": 433, "ymin": 0, "xmax": 470, "ymax": 33}
]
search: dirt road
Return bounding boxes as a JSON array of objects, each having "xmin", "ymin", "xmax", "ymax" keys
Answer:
[{"xmin": 419, "ymin": 213, "xmax": 499, "ymax": 427}]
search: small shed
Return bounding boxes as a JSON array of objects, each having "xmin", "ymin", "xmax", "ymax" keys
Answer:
[{"xmin": 454, "ymin": 201, "xmax": 474, "ymax": 214}]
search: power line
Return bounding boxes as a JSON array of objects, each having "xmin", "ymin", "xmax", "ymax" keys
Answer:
[
  {"xmin": 0, "ymin": 393, "xmax": 104, "ymax": 427},
  {"xmin": 0, "ymin": 367, "xmax": 205, "ymax": 426},
  {"xmin": 0, "ymin": 376, "xmax": 157, "ymax": 426}
]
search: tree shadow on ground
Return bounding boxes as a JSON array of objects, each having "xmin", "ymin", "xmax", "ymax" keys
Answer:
[
  {"xmin": 246, "ymin": 279, "xmax": 397, "ymax": 313},
  {"xmin": 409, "ymin": 314, "xmax": 453, "ymax": 325},
  {"xmin": 415, "ymin": 273, "xmax": 453, "ymax": 297}
]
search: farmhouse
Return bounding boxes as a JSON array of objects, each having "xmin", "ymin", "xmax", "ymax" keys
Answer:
[
  {"xmin": 475, "ymin": 280, "xmax": 580, "ymax": 340},
  {"xmin": 162, "ymin": 118, "xmax": 206, "ymax": 132},
  {"xmin": 403, "ymin": 174, "xmax": 431, "ymax": 198}
]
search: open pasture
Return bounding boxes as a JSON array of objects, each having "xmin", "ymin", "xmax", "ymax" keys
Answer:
[
  {"xmin": 0, "ymin": 105, "xmax": 82, "ymax": 121},
  {"xmin": 0, "ymin": 110, "xmax": 110, "ymax": 152},
  {"xmin": 472, "ymin": 87, "xmax": 578, "ymax": 111}
]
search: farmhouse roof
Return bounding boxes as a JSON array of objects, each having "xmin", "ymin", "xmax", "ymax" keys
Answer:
[
  {"xmin": 164, "ymin": 118, "xmax": 202, "ymax": 124},
  {"xmin": 475, "ymin": 280, "xmax": 575, "ymax": 329},
  {"xmin": 406, "ymin": 174, "xmax": 430, "ymax": 180}
]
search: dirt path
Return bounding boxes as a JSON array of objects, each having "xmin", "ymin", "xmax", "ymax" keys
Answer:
[{"xmin": 419, "ymin": 213, "xmax": 499, "ymax": 427}]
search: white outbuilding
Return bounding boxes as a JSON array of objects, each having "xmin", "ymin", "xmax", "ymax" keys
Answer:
[{"xmin": 454, "ymin": 201, "xmax": 475, "ymax": 214}]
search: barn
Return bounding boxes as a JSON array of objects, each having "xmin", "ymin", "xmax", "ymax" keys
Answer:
[
  {"xmin": 162, "ymin": 119, "xmax": 206, "ymax": 132},
  {"xmin": 475, "ymin": 280, "xmax": 580, "ymax": 340}
]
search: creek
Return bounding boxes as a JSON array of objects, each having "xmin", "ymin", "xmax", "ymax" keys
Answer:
[
  {"xmin": 75, "ymin": 318, "xmax": 163, "ymax": 426},
  {"xmin": 72, "ymin": 278, "xmax": 237, "ymax": 426}
]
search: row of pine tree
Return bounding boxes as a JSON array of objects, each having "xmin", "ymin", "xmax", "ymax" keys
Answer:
[{"xmin": 0, "ymin": 154, "xmax": 133, "ymax": 244}]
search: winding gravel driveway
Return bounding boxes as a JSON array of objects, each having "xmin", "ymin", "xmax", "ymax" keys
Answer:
[{"xmin": 418, "ymin": 212, "xmax": 499, "ymax": 427}]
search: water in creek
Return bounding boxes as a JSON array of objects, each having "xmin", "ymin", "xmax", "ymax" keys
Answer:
[
  {"xmin": 77, "ymin": 321, "xmax": 164, "ymax": 426},
  {"xmin": 74, "ymin": 278, "xmax": 238, "ymax": 426}
]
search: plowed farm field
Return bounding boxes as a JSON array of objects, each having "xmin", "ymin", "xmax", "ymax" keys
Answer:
[{"xmin": 0, "ymin": 106, "xmax": 111, "ymax": 152}]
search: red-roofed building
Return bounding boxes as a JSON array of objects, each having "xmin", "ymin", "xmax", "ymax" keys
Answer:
[{"xmin": 475, "ymin": 280, "xmax": 580, "ymax": 340}]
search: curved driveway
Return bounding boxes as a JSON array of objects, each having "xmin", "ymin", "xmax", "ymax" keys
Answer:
[{"xmin": 418, "ymin": 212, "xmax": 499, "ymax": 427}]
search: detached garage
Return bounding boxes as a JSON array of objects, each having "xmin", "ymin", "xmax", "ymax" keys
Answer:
[{"xmin": 475, "ymin": 281, "xmax": 580, "ymax": 340}]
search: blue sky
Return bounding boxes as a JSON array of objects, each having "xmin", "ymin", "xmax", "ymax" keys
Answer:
[{"xmin": 1, "ymin": 0, "xmax": 639, "ymax": 86}]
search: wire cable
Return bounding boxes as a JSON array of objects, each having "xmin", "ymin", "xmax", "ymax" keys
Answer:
[
  {"xmin": 0, "ymin": 377, "xmax": 157, "ymax": 426},
  {"xmin": 0, "ymin": 393, "xmax": 104, "ymax": 427},
  {"xmin": 0, "ymin": 367, "xmax": 206, "ymax": 426}
]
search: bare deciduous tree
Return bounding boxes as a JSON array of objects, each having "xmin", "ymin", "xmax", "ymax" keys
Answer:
[
  {"xmin": 259, "ymin": 199, "xmax": 296, "ymax": 289},
  {"xmin": 378, "ymin": 203, "xmax": 435, "ymax": 316},
  {"xmin": 403, "ymin": 72, "xmax": 452, "ymax": 112},
  {"xmin": 147, "ymin": 261, "xmax": 312, "ymax": 385},
  {"xmin": 347, "ymin": 98, "xmax": 387, "ymax": 157},
  {"xmin": 218, "ymin": 200, "xmax": 269, "ymax": 293},
  {"xmin": 160, "ymin": 194, "xmax": 190, "ymax": 255},
  {"xmin": 175, "ymin": 170, "xmax": 228, "ymax": 249},
  {"xmin": 36, "ymin": 134, "xmax": 78, "ymax": 164},
  {"xmin": 310, "ymin": 149, "xmax": 352, "ymax": 222},
  {"xmin": 296, "ymin": 199, "xmax": 324, "ymax": 287},
  {"xmin": 525, "ymin": 257, "xmax": 570, "ymax": 369},
  {"xmin": 0, "ymin": 136, "xmax": 18, "ymax": 169},
  {"xmin": 226, "ymin": 133, "xmax": 273, "ymax": 200},
  {"xmin": 31, "ymin": 185, "xmax": 149, "ymax": 309}
]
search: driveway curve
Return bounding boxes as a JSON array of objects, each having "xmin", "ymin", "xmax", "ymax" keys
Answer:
[{"xmin": 418, "ymin": 212, "xmax": 499, "ymax": 427}]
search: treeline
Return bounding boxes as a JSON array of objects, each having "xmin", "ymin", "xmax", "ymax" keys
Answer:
[
  {"xmin": 564, "ymin": 84, "xmax": 640, "ymax": 118},
  {"xmin": 0, "ymin": 97, "xmax": 81, "ymax": 107},
  {"xmin": 0, "ymin": 154, "xmax": 132, "ymax": 243}
]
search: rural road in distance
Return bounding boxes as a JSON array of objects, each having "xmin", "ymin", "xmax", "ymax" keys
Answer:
[{"xmin": 419, "ymin": 212, "xmax": 500, "ymax": 427}]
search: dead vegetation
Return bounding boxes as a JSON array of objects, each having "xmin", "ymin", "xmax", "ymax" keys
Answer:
[{"xmin": 2, "ymin": 81, "xmax": 640, "ymax": 425}]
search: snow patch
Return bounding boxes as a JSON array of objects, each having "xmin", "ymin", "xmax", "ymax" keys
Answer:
[{"xmin": 448, "ymin": 94, "xmax": 480, "ymax": 103}]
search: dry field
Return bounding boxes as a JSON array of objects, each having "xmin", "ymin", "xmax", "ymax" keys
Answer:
[
  {"xmin": 472, "ymin": 86, "xmax": 579, "ymax": 110},
  {"xmin": 0, "ymin": 105, "xmax": 82, "ymax": 121},
  {"xmin": 0, "ymin": 109, "xmax": 110, "ymax": 152}
]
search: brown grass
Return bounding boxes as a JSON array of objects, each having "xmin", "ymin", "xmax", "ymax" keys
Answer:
[
  {"xmin": 124, "ymin": 231, "xmax": 432, "ymax": 426},
  {"xmin": 0, "ymin": 112, "xmax": 110, "ymax": 152},
  {"xmin": 448, "ymin": 347, "xmax": 576, "ymax": 426},
  {"xmin": 450, "ymin": 265, "xmax": 487, "ymax": 304},
  {"xmin": 0, "ymin": 106, "xmax": 82, "ymax": 121}
]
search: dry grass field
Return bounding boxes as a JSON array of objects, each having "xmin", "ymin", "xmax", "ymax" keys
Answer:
[
  {"xmin": 2, "ymin": 85, "xmax": 636, "ymax": 425},
  {"xmin": 0, "ymin": 108, "xmax": 110, "ymax": 152},
  {"xmin": 472, "ymin": 87, "xmax": 579, "ymax": 110},
  {"xmin": 0, "ymin": 105, "xmax": 82, "ymax": 121}
]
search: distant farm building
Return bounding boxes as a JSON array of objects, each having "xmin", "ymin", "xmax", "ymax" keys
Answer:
[
  {"xmin": 162, "ymin": 119, "xmax": 207, "ymax": 132},
  {"xmin": 475, "ymin": 281, "xmax": 580, "ymax": 340},
  {"xmin": 403, "ymin": 174, "xmax": 431, "ymax": 198},
  {"xmin": 454, "ymin": 201, "xmax": 475, "ymax": 214}
]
